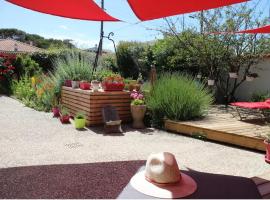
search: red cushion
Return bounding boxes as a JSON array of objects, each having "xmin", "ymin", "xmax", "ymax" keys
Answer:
[
  {"xmin": 265, "ymin": 99, "xmax": 270, "ymax": 104},
  {"xmin": 231, "ymin": 102, "xmax": 270, "ymax": 109}
]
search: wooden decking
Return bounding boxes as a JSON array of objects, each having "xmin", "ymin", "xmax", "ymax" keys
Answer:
[{"xmin": 165, "ymin": 106, "xmax": 270, "ymax": 151}]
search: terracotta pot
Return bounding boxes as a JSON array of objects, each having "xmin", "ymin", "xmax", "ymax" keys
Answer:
[
  {"xmin": 264, "ymin": 140, "xmax": 270, "ymax": 163},
  {"xmin": 131, "ymin": 105, "xmax": 147, "ymax": 129},
  {"xmin": 71, "ymin": 80, "xmax": 80, "ymax": 89},
  {"xmin": 127, "ymin": 80, "xmax": 137, "ymax": 91}
]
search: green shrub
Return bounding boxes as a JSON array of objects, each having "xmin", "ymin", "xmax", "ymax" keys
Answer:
[
  {"xmin": 53, "ymin": 51, "xmax": 93, "ymax": 81},
  {"xmin": 12, "ymin": 76, "xmax": 35, "ymax": 100},
  {"xmin": 14, "ymin": 55, "xmax": 41, "ymax": 78},
  {"xmin": 43, "ymin": 52, "xmax": 116, "ymax": 110},
  {"xmin": 116, "ymin": 41, "xmax": 151, "ymax": 79},
  {"xmin": 31, "ymin": 49, "xmax": 95, "ymax": 72},
  {"xmin": 93, "ymin": 69, "xmax": 118, "ymax": 82},
  {"xmin": 146, "ymin": 73, "xmax": 213, "ymax": 127},
  {"xmin": 11, "ymin": 51, "xmax": 117, "ymax": 112},
  {"xmin": 11, "ymin": 76, "xmax": 43, "ymax": 110},
  {"xmin": 37, "ymin": 75, "xmax": 58, "ymax": 111},
  {"xmin": 100, "ymin": 53, "xmax": 118, "ymax": 72},
  {"xmin": 50, "ymin": 51, "xmax": 94, "ymax": 97},
  {"xmin": 11, "ymin": 75, "xmax": 52, "ymax": 112},
  {"xmin": 251, "ymin": 91, "xmax": 270, "ymax": 102}
]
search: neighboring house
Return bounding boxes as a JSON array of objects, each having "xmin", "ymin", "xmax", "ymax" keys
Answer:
[
  {"xmin": 85, "ymin": 44, "xmax": 109, "ymax": 54},
  {"xmin": 235, "ymin": 56, "xmax": 270, "ymax": 101},
  {"xmin": 0, "ymin": 38, "xmax": 43, "ymax": 54}
]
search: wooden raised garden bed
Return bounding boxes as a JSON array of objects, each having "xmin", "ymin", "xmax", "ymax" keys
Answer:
[{"xmin": 61, "ymin": 86, "xmax": 132, "ymax": 126}]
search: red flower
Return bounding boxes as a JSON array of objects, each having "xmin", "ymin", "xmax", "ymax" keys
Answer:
[{"xmin": 8, "ymin": 66, "xmax": 15, "ymax": 70}]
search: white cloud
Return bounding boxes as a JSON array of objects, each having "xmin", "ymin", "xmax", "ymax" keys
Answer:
[
  {"xmin": 71, "ymin": 38, "xmax": 98, "ymax": 49},
  {"xmin": 59, "ymin": 25, "xmax": 69, "ymax": 30},
  {"xmin": 40, "ymin": 33, "xmax": 115, "ymax": 51}
]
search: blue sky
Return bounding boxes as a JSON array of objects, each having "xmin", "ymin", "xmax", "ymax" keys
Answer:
[{"xmin": 0, "ymin": 0, "xmax": 269, "ymax": 50}]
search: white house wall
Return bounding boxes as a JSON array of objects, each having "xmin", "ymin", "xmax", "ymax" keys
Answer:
[{"xmin": 235, "ymin": 57, "xmax": 270, "ymax": 101}]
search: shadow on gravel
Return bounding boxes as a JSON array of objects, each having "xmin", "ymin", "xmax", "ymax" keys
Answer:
[
  {"xmin": 0, "ymin": 160, "xmax": 145, "ymax": 199},
  {"xmin": 86, "ymin": 124, "xmax": 155, "ymax": 136}
]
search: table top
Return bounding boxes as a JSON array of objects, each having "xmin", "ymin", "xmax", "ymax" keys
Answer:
[{"xmin": 118, "ymin": 167, "xmax": 262, "ymax": 199}]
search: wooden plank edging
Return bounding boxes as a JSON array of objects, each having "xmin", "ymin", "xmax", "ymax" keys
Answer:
[{"xmin": 165, "ymin": 120, "xmax": 265, "ymax": 151}]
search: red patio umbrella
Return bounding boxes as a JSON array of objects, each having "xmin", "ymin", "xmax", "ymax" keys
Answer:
[
  {"xmin": 6, "ymin": 0, "xmax": 249, "ymax": 69},
  {"xmin": 6, "ymin": 0, "xmax": 120, "ymax": 70},
  {"xmin": 6, "ymin": 0, "xmax": 119, "ymax": 21},
  {"xmin": 235, "ymin": 25, "xmax": 270, "ymax": 34},
  {"xmin": 127, "ymin": 0, "xmax": 249, "ymax": 21}
]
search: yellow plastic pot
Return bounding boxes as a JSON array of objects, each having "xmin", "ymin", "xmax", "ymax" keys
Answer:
[{"xmin": 74, "ymin": 117, "xmax": 86, "ymax": 129}]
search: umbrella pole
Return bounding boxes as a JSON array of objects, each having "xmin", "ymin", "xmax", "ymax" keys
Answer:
[{"xmin": 93, "ymin": 0, "xmax": 104, "ymax": 73}]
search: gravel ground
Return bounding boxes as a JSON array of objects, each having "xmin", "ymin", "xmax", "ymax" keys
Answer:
[{"xmin": 0, "ymin": 95, "xmax": 269, "ymax": 177}]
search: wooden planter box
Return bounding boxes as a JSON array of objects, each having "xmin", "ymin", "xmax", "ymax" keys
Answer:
[{"xmin": 61, "ymin": 86, "xmax": 132, "ymax": 126}]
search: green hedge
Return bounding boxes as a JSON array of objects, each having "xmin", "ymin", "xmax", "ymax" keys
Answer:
[{"xmin": 30, "ymin": 49, "xmax": 96, "ymax": 72}]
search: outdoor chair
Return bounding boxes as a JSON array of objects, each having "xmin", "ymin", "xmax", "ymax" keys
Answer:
[
  {"xmin": 102, "ymin": 105, "xmax": 122, "ymax": 134},
  {"xmin": 230, "ymin": 99, "xmax": 270, "ymax": 121},
  {"xmin": 252, "ymin": 171, "xmax": 270, "ymax": 199}
]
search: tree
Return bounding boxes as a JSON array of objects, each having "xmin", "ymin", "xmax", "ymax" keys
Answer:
[
  {"xmin": 0, "ymin": 28, "xmax": 76, "ymax": 49},
  {"xmin": 116, "ymin": 41, "xmax": 151, "ymax": 79},
  {"xmin": 156, "ymin": 3, "xmax": 270, "ymax": 102}
]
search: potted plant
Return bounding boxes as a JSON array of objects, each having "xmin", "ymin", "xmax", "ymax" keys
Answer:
[
  {"xmin": 264, "ymin": 133, "xmax": 270, "ymax": 163},
  {"xmin": 52, "ymin": 98, "xmax": 60, "ymax": 118},
  {"xmin": 246, "ymin": 73, "xmax": 259, "ymax": 82},
  {"xmin": 60, "ymin": 106, "xmax": 70, "ymax": 124},
  {"xmin": 80, "ymin": 80, "xmax": 91, "ymax": 90},
  {"xmin": 71, "ymin": 75, "xmax": 80, "ymax": 89},
  {"xmin": 124, "ymin": 79, "xmax": 137, "ymax": 91},
  {"xmin": 91, "ymin": 80, "xmax": 100, "ymax": 92},
  {"xmin": 135, "ymin": 75, "xmax": 144, "ymax": 91},
  {"xmin": 130, "ymin": 90, "xmax": 146, "ymax": 129},
  {"xmin": 196, "ymin": 73, "xmax": 202, "ymax": 79},
  {"xmin": 229, "ymin": 66, "xmax": 239, "ymax": 79},
  {"xmin": 64, "ymin": 79, "xmax": 72, "ymax": 87},
  {"xmin": 74, "ymin": 112, "xmax": 86, "ymax": 129},
  {"xmin": 207, "ymin": 74, "xmax": 215, "ymax": 86},
  {"xmin": 102, "ymin": 75, "xmax": 125, "ymax": 91}
]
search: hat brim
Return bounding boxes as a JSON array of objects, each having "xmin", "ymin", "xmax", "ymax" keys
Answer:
[{"xmin": 130, "ymin": 171, "xmax": 197, "ymax": 199}]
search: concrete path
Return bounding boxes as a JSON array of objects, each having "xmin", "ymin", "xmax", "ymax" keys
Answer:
[{"xmin": 0, "ymin": 96, "xmax": 269, "ymax": 177}]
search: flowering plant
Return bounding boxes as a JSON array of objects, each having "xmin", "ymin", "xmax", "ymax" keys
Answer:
[
  {"xmin": 130, "ymin": 90, "xmax": 145, "ymax": 105},
  {"xmin": 0, "ymin": 54, "xmax": 16, "ymax": 81},
  {"xmin": 102, "ymin": 74, "xmax": 125, "ymax": 91},
  {"xmin": 103, "ymin": 74, "xmax": 124, "ymax": 83}
]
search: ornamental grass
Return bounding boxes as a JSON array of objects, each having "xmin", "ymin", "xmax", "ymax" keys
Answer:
[{"xmin": 146, "ymin": 73, "xmax": 213, "ymax": 127}]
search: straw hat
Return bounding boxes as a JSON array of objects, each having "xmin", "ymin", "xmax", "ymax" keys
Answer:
[{"xmin": 130, "ymin": 152, "xmax": 197, "ymax": 198}]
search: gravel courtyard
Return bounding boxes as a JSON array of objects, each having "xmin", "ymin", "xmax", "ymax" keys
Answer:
[{"xmin": 0, "ymin": 95, "xmax": 269, "ymax": 177}]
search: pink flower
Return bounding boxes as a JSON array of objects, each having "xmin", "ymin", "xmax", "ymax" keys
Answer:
[{"xmin": 130, "ymin": 90, "xmax": 144, "ymax": 100}]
